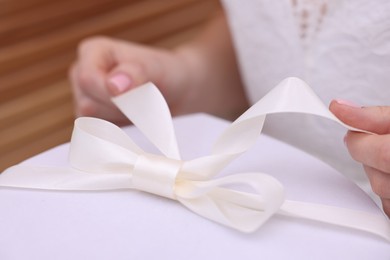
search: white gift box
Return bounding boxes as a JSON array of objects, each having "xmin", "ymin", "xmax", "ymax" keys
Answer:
[{"xmin": 0, "ymin": 114, "xmax": 388, "ymax": 260}]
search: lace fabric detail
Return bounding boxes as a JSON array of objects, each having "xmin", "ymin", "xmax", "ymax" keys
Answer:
[{"xmin": 291, "ymin": 0, "xmax": 329, "ymax": 47}]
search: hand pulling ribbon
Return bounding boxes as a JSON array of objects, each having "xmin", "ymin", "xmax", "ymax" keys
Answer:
[{"xmin": 1, "ymin": 77, "xmax": 389, "ymax": 241}]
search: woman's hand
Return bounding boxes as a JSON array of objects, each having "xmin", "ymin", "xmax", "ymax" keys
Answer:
[
  {"xmin": 330, "ymin": 100, "xmax": 390, "ymax": 217},
  {"xmin": 69, "ymin": 12, "xmax": 248, "ymax": 126},
  {"xmin": 69, "ymin": 36, "xmax": 189, "ymax": 125}
]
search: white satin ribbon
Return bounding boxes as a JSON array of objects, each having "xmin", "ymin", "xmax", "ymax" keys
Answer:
[{"xmin": 1, "ymin": 77, "xmax": 389, "ymax": 241}]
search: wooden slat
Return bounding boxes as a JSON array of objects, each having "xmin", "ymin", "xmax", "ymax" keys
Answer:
[
  {"xmin": 0, "ymin": 0, "xmax": 135, "ymax": 46},
  {"xmin": 116, "ymin": 0, "xmax": 216, "ymax": 43},
  {"xmin": 0, "ymin": 53, "xmax": 72, "ymax": 102},
  {"xmin": 0, "ymin": 89, "xmax": 73, "ymax": 149},
  {"xmin": 0, "ymin": 81, "xmax": 72, "ymax": 129},
  {"xmin": 0, "ymin": 0, "xmax": 52, "ymax": 16},
  {"xmin": 0, "ymin": 0, "xmax": 206, "ymax": 75},
  {"xmin": 0, "ymin": 98, "xmax": 74, "ymax": 154}
]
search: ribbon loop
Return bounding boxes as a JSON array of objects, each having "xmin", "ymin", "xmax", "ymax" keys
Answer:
[
  {"xmin": 133, "ymin": 153, "xmax": 181, "ymax": 199},
  {"xmin": 112, "ymin": 82, "xmax": 181, "ymax": 160}
]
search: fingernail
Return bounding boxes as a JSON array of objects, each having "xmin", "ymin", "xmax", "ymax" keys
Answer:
[
  {"xmin": 108, "ymin": 73, "xmax": 132, "ymax": 94},
  {"xmin": 334, "ymin": 99, "xmax": 360, "ymax": 108}
]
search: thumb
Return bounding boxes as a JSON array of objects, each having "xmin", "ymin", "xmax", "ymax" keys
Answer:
[
  {"xmin": 106, "ymin": 61, "xmax": 163, "ymax": 96},
  {"xmin": 329, "ymin": 99, "xmax": 390, "ymax": 134}
]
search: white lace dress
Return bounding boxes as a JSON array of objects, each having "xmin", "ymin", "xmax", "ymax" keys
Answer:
[{"xmin": 221, "ymin": 0, "xmax": 390, "ymax": 206}]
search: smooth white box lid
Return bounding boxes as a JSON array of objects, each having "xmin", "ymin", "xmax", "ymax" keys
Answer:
[{"xmin": 0, "ymin": 114, "xmax": 388, "ymax": 259}]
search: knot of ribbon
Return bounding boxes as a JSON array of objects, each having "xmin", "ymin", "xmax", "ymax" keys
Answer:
[
  {"xmin": 1, "ymin": 77, "xmax": 389, "ymax": 241},
  {"xmin": 132, "ymin": 153, "xmax": 181, "ymax": 199}
]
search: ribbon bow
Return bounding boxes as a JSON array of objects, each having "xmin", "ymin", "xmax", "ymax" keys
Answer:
[{"xmin": 1, "ymin": 77, "xmax": 390, "ymax": 240}]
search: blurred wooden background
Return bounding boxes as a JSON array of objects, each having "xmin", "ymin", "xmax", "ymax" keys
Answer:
[{"xmin": 0, "ymin": 0, "xmax": 220, "ymax": 171}]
